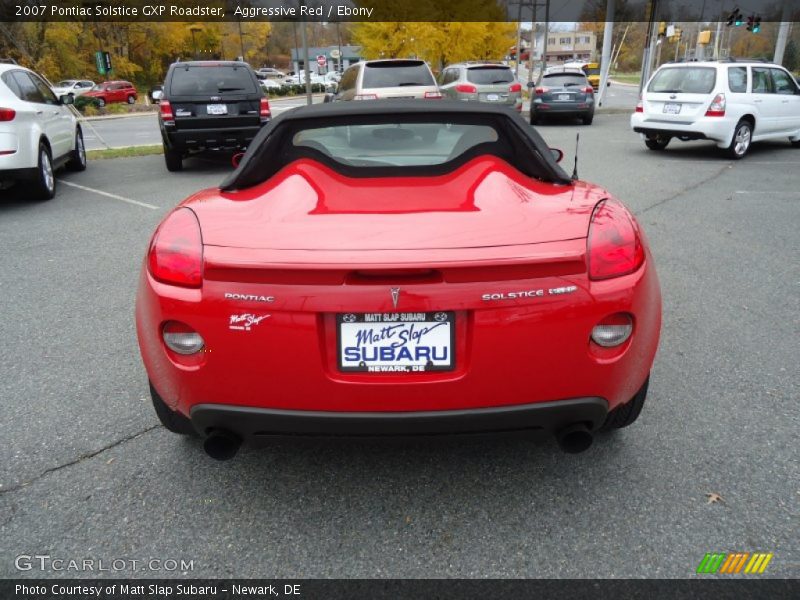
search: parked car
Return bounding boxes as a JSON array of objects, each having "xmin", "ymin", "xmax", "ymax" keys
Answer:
[
  {"xmin": 158, "ymin": 60, "xmax": 270, "ymax": 171},
  {"xmin": 330, "ymin": 59, "xmax": 442, "ymax": 101},
  {"xmin": 530, "ymin": 68, "xmax": 595, "ymax": 125},
  {"xmin": 82, "ymin": 80, "xmax": 138, "ymax": 106},
  {"xmin": 50, "ymin": 79, "xmax": 95, "ymax": 98},
  {"xmin": 0, "ymin": 63, "xmax": 87, "ymax": 199},
  {"xmin": 259, "ymin": 79, "xmax": 282, "ymax": 92},
  {"xmin": 149, "ymin": 84, "xmax": 164, "ymax": 103},
  {"xmin": 136, "ymin": 101, "xmax": 661, "ymax": 460},
  {"xmin": 255, "ymin": 68, "xmax": 285, "ymax": 80},
  {"xmin": 439, "ymin": 62, "xmax": 522, "ymax": 111},
  {"xmin": 631, "ymin": 60, "xmax": 800, "ymax": 158}
]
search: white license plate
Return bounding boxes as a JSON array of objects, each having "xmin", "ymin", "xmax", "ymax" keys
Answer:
[
  {"xmin": 207, "ymin": 104, "xmax": 228, "ymax": 115},
  {"xmin": 337, "ymin": 312, "xmax": 455, "ymax": 373},
  {"xmin": 663, "ymin": 103, "xmax": 681, "ymax": 114},
  {"xmin": 558, "ymin": 94, "xmax": 571, "ymax": 101},
  {"xmin": 486, "ymin": 93, "xmax": 500, "ymax": 101}
]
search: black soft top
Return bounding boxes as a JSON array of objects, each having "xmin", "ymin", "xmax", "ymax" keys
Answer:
[{"xmin": 220, "ymin": 100, "xmax": 572, "ymax": 190}]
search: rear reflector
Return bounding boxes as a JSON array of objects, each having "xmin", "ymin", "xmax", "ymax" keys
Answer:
[
  {"xmin": 591, "ymin": 313, "xmax": 633, "ymax": 347},
  {"xmin": 162, "ymin": 321, "xmax": 204, "ymax": 355},
  {"xmin": 455, "ymin": 84, "xmax": 477, "ymax": 94},
  {"xmin": 587, "ymin": 199, "xmax": 644, "ymax": 280},
  {"xmin": 159, "ymin": 100, "xmax": 174, "ymax": 122},
  {"xmin": 0, "ymin": 108, "xmax": 16, "ymax": 121},
  {"xmin": 148, "ymin": 208, "xmax": 203, "ymax": 288}
]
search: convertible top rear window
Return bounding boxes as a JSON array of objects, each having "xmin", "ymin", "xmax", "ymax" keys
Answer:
[{"xmin": 220, "ymin": 102, "xmax": 572, "ymax": 190}]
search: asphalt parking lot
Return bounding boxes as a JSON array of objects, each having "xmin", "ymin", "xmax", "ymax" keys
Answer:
[{"xmin": 1, "ymin": 114, "xmax": 797, "ymax": 578}]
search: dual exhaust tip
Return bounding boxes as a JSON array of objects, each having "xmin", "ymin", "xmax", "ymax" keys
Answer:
[{"xmin": 202, "ymin": 423, "xmax": 594, "ymax": 461}]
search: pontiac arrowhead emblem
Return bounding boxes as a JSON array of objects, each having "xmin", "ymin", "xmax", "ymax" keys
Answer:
[{"xmin": 390, "ymin": 288, "xmax": 400, "ymax": 309}]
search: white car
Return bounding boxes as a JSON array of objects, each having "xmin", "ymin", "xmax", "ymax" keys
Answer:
[
  {"xmin": 631, "ymin": 60, "xmax": 800, "ymax": 158},
  {"xmin": 0, "ymin": 64, "xmax": 86, "ymax": 199},
  {"xmin": 259, "ymin": 79, "xmax": 282, "ymax": 92},
  {"xmin": 50, "ymin": 79, "xmax": 95, "ymax": 98}
]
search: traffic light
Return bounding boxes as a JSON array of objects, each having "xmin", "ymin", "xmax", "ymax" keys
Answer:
[
  {"xmin": 746, "ymin": 14, "xmax": 761, "ymax": 33},
  {"xmin": 726, "ymin": 8, "xmax": 743, "ymax": 26}
]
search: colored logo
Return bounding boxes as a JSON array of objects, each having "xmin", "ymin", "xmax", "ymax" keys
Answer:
[{"xmin": 697, "ymin": 552, "xmax": 773, "ymax": 574}]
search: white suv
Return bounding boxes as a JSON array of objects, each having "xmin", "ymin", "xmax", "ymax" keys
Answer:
[
  {"xmin": 0, "ymin": 63, "xmax": 86, "ymax": 200},
  {"xmin": 631, "ymin": 60, "xmax": 800, "ymax": 159}
]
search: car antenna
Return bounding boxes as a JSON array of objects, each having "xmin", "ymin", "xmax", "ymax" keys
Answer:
[{"xmin": 571, "ymin": 132, "xmax": 580, "ymax": 181}]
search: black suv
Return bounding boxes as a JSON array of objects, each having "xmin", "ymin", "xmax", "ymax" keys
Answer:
[{"xmin": 159, "ymin": 61, "xmax": 270, "ymax": 171}]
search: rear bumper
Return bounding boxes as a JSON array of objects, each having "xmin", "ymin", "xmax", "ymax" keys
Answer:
[
  {"xmin": 631, "ymin": 113, "xmax": 734, "ymax": 146},
  {"xmin": 162, "ymin": 123, "xmax": 265, "ymax": 152},
  {"xmin": 190, "ymin": 397, "xmax": 608, "ymax": 438},
  {"xmin": 532, "ymin": 101, "xmax": 594, "ymax": 115}
]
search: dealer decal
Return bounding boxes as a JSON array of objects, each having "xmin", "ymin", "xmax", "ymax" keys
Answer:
[{"xmin": 229, "ymin": 314, "xmax": 270, "ymax": 331}]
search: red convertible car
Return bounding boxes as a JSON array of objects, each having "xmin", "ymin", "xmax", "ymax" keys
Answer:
[{"xmin": 136, "ymin": 101, "xmax": 661, "ymax": 460}]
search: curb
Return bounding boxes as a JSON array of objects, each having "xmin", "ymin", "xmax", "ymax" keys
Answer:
[{"xmin": 609, "ymin": 79, "xmax": 640, "ymax": 88}]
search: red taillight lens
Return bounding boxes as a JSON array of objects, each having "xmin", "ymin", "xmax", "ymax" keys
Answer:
[
  {"xmin": 635, "ymin": 95, "xmax": 643, "ymax": 112},
  {"xmin": 0, "ymin": 107, "xmax": 16, "ymax": 121},
  {"xmin": 259, "ymin": 97, "xmax": 271, "ymax": 117},
  {"xmin": 159, "ymin": 100, "xmax": 174, "ymax": 122},
  {"xmin": 587, "ymin": 199, "xmax": 645, "ymax": 281},
  {"xmin": 424, "ymin": 91, "xmax": 443, "ymax": 99},
  {"xmin": 509, "ymin": 82, "xmax": 522, "ymax": 93},
  {"xmin": 584, "ymin": 86, "xmax": 594, "ymax": 94},
  {"xmin": 147, "ymin": 208, "xmax": 203, "ymax": 288},
  {"xmin": 455, "ymin": 83, "xmax": 477, "ymax": 94},
  {"xmin": 534, "ymin": 86, "xmax": 549, "ymax": 95},
  {"xmin": 705, "ymin": 93, "xmax": 726, "ymax": 117}
]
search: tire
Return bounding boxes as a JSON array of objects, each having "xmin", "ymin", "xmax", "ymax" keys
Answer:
[
  {"xmin": 582, "ymin": 113, "xmax": 594, "ymax": 125},
  {"xmin": 30, "ymin": 143, "xmax": 56, "ymax": 200},
  {"xmin": 529, "ymin": 112, "xmax": 538, "ymax": 125},
  {"xmin": 150, "ymin": 382, "xmax": 196, "ymax": 435},
  {"xmin": 97, "ymin": 98, "xmax": 106, "ymax": 107},
  {"xmin": 790, "ymin": 138, "xmax": 800, "ymax": 148},
  {"xmin": 600, "ymin": 376, "xmax": 649, "ymax": 431},
  {"xmin": 645, "ymin": 134, "xmax": 670, "ymax": 151},
  {"xmin": 725, "ymin": 119, "xmax": 752, "ymax": 159},
  {"xmin": 66, "ymin": 127, "xmax": 87, "ymax": 172},
  {"xmin": 163, "ymin": 144, "xmax": 183, "ymax": 172},
  {"xmin": 127, "ymin": 95, "xmax": 135, "ymax": 104}
]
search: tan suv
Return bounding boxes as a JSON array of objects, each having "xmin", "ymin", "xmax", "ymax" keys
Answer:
[{"xmin": 330, "ymin": 59, "xmax": 442, "ymax": 101}]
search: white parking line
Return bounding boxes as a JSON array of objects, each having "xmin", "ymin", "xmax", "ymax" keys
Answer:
[
  {"xmin": 734, "ymin": 190, "xmax": 799, "ymax": 195},
  {"xmin": 58, "ymin": 180, "xmax": 159, "ymax": 210}
]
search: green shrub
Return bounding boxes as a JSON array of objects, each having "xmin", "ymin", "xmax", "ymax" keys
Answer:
[{"xmin": 74, "ymin": 96, "xmax": 101, "ymax": 112}]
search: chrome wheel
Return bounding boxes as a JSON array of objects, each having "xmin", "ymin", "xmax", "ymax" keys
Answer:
[
  {"xmin": 734, "ymin": 124, "xmax": 751, "ymax": 156},
  {"xmin": 41, "ymin": 149, "xmax": 54, "ymax": 193}
]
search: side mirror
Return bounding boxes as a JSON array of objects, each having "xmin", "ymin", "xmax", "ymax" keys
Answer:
[
  {"xmin": 323, "ymin": 93, "xmax": 335, "ymax": 103},
  {"xmin": 60, "ymin": 94, "xmax": 74, "ymax": 105},
  {"xmin": 550, "ymin": 148, "xmax": 564, "ymax": 163}
]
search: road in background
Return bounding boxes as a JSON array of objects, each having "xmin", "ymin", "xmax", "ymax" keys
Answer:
[{"xmin": 1, "ymin": 115, "xmax": 797, "ymax": 578}]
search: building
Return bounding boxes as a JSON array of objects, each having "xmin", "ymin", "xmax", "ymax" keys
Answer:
[
  {"xmin": 543, "ymin": 31, "xmax": 597, "ymax": 63},
  {"xmin": 290, "ymin": 45, "xmax": 363, "ymax": 74}
]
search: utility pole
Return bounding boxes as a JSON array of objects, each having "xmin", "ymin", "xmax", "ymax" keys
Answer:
[
  {"xmin": 515, "ymin": 1, "xmax": 523, "ymax": 79},
  {"xmin": 300, "ymin": 19, "xmax": 312, "ymax": 104},
  {"xmin": 541, "ymin": 0, "xmax": 549, "ymax": 75},
  {"xmin": 237, "ymin": 20, "xmax": 246, "ymax": 60},
  {"xmin": 640, "ymin": 0, "xmax": 660, "ymax": 94},
  {"xmin": 597, "ymin": 0, "xmax": 614, "ymax": 107},
  {"xmin": 774, "ymin": 2, "xmax": 791, "ymax": 64}
]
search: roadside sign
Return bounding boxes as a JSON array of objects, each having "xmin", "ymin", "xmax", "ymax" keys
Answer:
[
  {"xmin": 316, "ymin": 54, "xmax": 327, "ymax": 67},
  {"xmin": 95, "ymin": 50, "xmax": 112, "ymax": 75}
]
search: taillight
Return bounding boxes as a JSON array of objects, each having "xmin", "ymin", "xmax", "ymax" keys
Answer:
[
  {"xmin": 635, "ymin": 95, "xmax": 643, "ymax": 112},
  {"xmin": 159, "ymin": 100, "xmax": 174, "ymax": 122},
  {"xmin": 147, "ymin": 208, "xmax": 203, "ymax": 288},
  {"xmin": 455, "ymin": 83, "xmax": 477, "ymax": 94},
  {"xmin": 509, "ymin": 83, "xmax": 522, "ymax": 93},
  {"xmin": 0, "ymin": 107, "xmax": 16, "ymax": 121},
  {"xmin": 584, "ymin": 86, "xmax": 594, "ymax": 94},
  {"xmin": 259, "ymin": 97, "xmax": 271, "ymax": 118},
  {"xmin": 534, "ymin": 86, "xmax": 549, "ymax": 95},
  {"xmin": 591, "ymin": 313, "xmax": 634, "ymax": 347},
  {"xmin": 354, "ymin": 93, "xmax": 378, "ymax": 100},
  {"xmin": 705, "ymin": 93, "xmax": 726, "ymax": 117},
  {"xmin": 424, "ymin": 91, "xmax": 443, "ymax": 99},
  {"xmin": 587, "ymin": 199, "xmax": 644, "ymax": 281}
]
